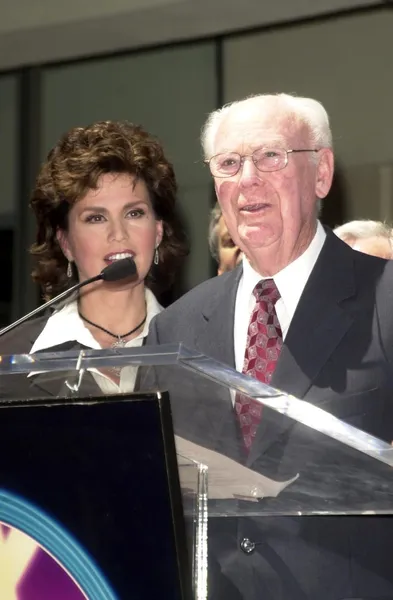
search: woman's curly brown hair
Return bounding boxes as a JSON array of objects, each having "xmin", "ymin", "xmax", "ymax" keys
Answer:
[{"xmin": 30, "ymin": 120, "xmax": 188, "ymax": 299}]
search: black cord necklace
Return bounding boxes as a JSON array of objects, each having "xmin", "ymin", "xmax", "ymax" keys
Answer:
[{"xmin": 78, "ymin": 309, "xmax": 147, "ymax": 348}]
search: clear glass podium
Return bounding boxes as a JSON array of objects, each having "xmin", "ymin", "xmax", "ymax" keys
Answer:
[{"xmin": 1, "ymin": 343, "xmax": 393, "ymax": 600}]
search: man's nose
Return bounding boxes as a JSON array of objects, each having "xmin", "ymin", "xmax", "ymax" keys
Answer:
[{"xmin": 238, "ymin": 157, "xmax": 261, "ymax": 187}]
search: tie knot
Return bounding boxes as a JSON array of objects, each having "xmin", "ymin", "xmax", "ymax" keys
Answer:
[{"xmin": 253, "ymin": 279, "xmax": 280, "ymax": 304}]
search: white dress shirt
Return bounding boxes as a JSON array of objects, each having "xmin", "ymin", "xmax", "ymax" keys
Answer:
[
  {"xmin": 234, "ymin": 221, "xmax": 326, "ymax": 372},
  {"xmin": 30, "ymin": 287, "xmax": 162, "ymax": 394}
]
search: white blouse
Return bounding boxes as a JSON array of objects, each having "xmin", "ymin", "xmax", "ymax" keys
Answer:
[{"xmin": 30, "ymin": 288, "xmax": 162, "ymax": 394}]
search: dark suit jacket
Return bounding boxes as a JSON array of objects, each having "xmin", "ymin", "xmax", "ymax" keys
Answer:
[
  {"xmin": 146, "ymin": 229, "xmax": 393, "ymax": 600},
  {"xmin": 148, "ymin": 229, "xmax": 393, "ymax": 438}
]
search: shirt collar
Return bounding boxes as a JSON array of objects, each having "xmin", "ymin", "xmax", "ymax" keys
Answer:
[
  {"xmin": 241, "ymin": 221, "xmax": 326, "ymax": 319},
  {"xmin": 30, "ymin": 287, "xmax": 162, "ymax": 354}
]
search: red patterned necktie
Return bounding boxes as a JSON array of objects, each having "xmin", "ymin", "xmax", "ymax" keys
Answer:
[{"xmin": 235, "ymin": 279, "xmax": 283, "ymax": 450}]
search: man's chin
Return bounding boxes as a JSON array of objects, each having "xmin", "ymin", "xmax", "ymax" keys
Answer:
[{"xmin": 238, "ymin": 223, "xmax": 276, "ymax": 250}]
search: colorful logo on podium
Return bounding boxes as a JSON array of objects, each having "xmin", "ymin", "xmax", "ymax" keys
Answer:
[{"xmin": 0, "ymin": 489, "xmax": 118, "ymax": 600}]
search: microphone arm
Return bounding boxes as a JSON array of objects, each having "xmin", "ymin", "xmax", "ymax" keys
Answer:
[
  {"xmin": 0, "ymin": 256, "xmax": 137, "ymax": 338},
  {"xmin": 0, "ymin": 274, "xmax": 102, "ymax": 338}
]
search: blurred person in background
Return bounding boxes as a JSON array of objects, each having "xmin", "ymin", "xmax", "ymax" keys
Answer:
[
  {"xmin": 334, "ymin": 219, "xmax": 393, "ymax": 259},
  {"xmin": 208, "ymin": 202, "xmax": 242, "ymax": 274}
]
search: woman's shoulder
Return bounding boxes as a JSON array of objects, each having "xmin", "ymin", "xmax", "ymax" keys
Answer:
[{"xmin": 0, "ymin": 315, "xmax": 49, "ymax": 355}]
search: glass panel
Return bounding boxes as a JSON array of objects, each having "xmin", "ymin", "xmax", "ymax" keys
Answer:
[
  {"xmin": 178, "ymin": 457, "xmax": 208, "ymax": 600},
  {"xmin": 1, "ymin": 344, "xmax": 393, "ymax": 518}
]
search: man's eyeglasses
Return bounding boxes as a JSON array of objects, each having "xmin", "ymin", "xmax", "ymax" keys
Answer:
[{"xmin": 205, "ymin": 147, "xmax": 320, "ymax": 178}]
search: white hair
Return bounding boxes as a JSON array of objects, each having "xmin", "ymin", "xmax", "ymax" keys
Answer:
[
  {"xmin": 201, "ymin": 93, "xmax": 333, "ymax": 159},
  {"xmin": 334, "ymin": 220, "xmax": 393, "ymax": 247}
]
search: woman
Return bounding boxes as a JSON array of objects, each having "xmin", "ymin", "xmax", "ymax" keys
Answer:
[{"xmin": 0, "ymin": 120, "xmax": 187, "ymax": 394}]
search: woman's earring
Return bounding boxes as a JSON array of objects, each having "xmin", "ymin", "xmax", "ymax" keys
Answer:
[
  {"xmin": 67, "ymin": 261, "xmax": 73, "ymax": 278},
  {"xmin": 154, "ymin": 247, "xmax": 159, "ymax": 265}
]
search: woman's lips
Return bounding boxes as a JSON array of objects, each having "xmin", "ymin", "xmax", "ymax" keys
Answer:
[{"xmin": 104, "ymin": 250, "xmax": 135, "ymax": 262}]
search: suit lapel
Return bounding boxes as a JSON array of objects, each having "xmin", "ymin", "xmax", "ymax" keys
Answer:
[
  {"xmin": 270, "ymin": 230, "xmax": 356, "ymax": 399},
  {"xmin": 186, "ymin": 267, "xmax": 244, "ymax": 460},
  {"xmin": 198, "ymin": 265, "xmax": 242, "ymax": 367}
]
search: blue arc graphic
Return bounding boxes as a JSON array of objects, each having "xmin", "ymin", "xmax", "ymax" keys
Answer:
[{"xmin": 0, "ymin": 488, "xmax": 118, "ymax": 600}]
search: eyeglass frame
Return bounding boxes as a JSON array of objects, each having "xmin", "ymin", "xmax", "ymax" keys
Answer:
[{"xmin": 204, "ymin": 147, "xmax": 320, "ymax": 178}]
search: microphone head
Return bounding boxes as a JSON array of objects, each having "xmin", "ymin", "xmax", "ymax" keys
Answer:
[{"xmin": 100, "ymin": 257, "xmax": 137, "ymax": 282}]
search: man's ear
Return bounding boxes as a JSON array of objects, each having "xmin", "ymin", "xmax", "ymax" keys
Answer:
[
  {"xmin": 315, "ymin": 148, "xmax": 334, "ymax": 199},
  {"xmin": 56, "ymin": 229, "xmax": 73, "ymax": 262}
]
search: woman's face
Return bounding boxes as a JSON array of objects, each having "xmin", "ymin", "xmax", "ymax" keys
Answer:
[{"xmin": 57, "ymin": 173, "xmax": 163, "ymax": 287}]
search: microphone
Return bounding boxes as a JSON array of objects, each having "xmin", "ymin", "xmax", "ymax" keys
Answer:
[{"xmin": 0, "ymin": 257, "xmax": 137, "ymax": 338}]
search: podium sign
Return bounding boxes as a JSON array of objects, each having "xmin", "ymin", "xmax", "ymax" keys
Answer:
[{"xmin": 0, "ymin": 392, "xmax": 192, "ymax": 600}]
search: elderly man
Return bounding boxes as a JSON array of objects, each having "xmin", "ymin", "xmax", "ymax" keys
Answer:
[
  {"xmin": 334, "ymin": 219, "xmax": 393, "ymax": 259},
  {"xmin": 149, "ymin": 93, "xmax": 393, "ymax": 412},
  {"xmin": 208, "ymin": 202, "xmax": 242, "ymax": 274},
  {"xmin": 147, "ymin": 94, "xmax": 393, "ymax": 599}
]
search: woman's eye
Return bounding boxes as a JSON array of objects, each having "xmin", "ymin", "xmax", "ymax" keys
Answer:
[
  {"xmin": 127, "ymin": 208, "xmax": 145, "ymax": 218},
  {"xmin": 85, "ymin": 214, "xmax": 104, "ymax": 223}
]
